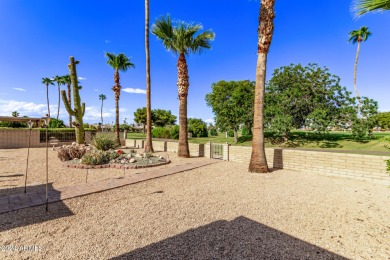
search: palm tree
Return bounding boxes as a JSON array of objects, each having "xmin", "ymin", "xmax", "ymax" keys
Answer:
[
  {"xmin": 354, "ymin": 0, "xmax": 390, "ymax": 15},
  {"xmin": 99, "ymin": 94, "xmax": 107, "ymax": 130},
  {"xmin": 152, "ymin": 15, "xmax": 215, "ymax": 158},
  {"xmin": 248, "ymin": 0, "xmax": 275, "ymax": 173},
  {"xmin": 348, "ymin": 26, "xmax": 372, "ymax": 108},
  {"xmin": 105, "ymin": 52, "xmax": 135, "ymax": 144},
  {"xmin": 144, "ymin": 0, "xmax": 154, "ymax": 153},
  {"xmin": 53, "ymin": 75, "xmax": 64, "ymax": 119},
  {"xmin": 41, "ymin": 78, "xmax": 55, "ymax": 118},
  {"xmin": 62, "ymin": 75, "xmax": 72, "ymax": 127}
]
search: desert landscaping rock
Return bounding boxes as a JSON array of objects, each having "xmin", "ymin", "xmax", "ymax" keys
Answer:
[{"xmin": 0, "ymin": 148, "xmax": 389, "ymax": 259}]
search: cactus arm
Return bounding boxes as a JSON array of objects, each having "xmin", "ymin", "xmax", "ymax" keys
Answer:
[{"xmin": 61, "ymin": 90, "xmax": 76, "ymax": 116}]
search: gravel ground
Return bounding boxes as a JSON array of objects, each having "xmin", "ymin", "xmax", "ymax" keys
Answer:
[{"xmin": 0, "ymin": 148, "xmax": 390, "ymax": 259}]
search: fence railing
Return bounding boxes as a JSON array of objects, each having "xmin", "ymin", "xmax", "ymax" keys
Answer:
[{"xmin": 40, "ymin": 130, "xmax": 77, "ymax": 142}]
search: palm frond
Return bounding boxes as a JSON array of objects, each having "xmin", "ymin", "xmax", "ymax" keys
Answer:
[
  {"xmin": 105, "ymin": 52, "xmax": 135, "ymax": 71},
  {"xmin": 152, "ymin": 15, "xmax": 215, "ymax": 55},
  {"xmin": 354, "ymin": 0, "xmax": 390, "ymax": 15}
]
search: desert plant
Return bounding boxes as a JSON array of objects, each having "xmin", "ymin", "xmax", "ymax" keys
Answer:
[
  {"xmin": 81, "ymin": 150, "xmax": 119, "ymax": 165},
  {"xmin": 61, "ymin": 56, "xmax": 86, "ymax": 144},
  {"xmin": 92, "ymin": 133, "xmax": 119, "ymax": 151}
]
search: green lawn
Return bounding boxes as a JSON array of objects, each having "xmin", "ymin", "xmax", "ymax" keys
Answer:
[{"xmin": 127, "ymin": 131, "xmax": 390, "ymax": 154}]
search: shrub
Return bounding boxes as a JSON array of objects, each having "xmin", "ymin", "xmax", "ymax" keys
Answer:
[
  {"xmin": 188, "ymin": 118, "xmax": 208, "ymax": 137},
  {"xmin": 48, "ymin": 118, "xmax": 66, "ymax": 128},
  {"xmin": 152, "ymin": 127, "xmax": 171, "ymax": 139},
  {"xmin": 81, "ymin": 150, "xmax": 119, "ymax": 165},
  {"xmin": 228, "ymin": 130, "xmax": 234, "ymax": 137},
  {"xmin": 241, "ymin": 127, "xmax": 250, "ymax": 136},
  {"xmin": 209, "ymin": 128, "xmax": 218, "ymax": 136},
  {"xmin": 169, "ymin": 125, "xmax": 180, "ymax": 139},
  {"xmin": 92, "ymin": 133, "xmax": 119, "ymax": 151}
]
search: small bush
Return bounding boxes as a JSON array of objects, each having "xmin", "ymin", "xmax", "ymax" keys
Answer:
[
  {"xmin": 241, "ymin": 127, "xmax": 250, "ymax": 136},
  {"xmin": 92, "ymin": 133, "xmax": 119, "ymax": 151},
  {"xmin": 169, "ymin": 125, "xmax": 180, "ymax": 139},
  {"xmin": 228, "ymin": 130, "xmax": 234, "ymax": 137},
  {"xmin": 152, "ymin": 127, "xmax": 171, "ymax": 139},
  {"xmin": 209, "ymin": 128, "xmax": 218, "ymax": 136},
  {"xmin": 49, "ymin": 118, "xmax": 66, "ymax": 128},
  {"xmin": 81, "ymin": 150, "xmax": 119, "ymax": 165}
]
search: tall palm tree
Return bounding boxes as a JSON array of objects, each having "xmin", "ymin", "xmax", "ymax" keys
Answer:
[
  {"xmin": 348, "ymin": 26, "xmax": 372, "ymax": 108},
  {"xmin": 99, "ymin": 94, "xmax": 107, "ymax": 130},
  {"xmin": 144, "ymin": 0, "xmax": 154, "ymax": 153},
  {"xmin": 105, "ymin": 52, "xmax": 135, "ymax": 144},
  {"xmin": 354, "ymin": 0, "xmax": 390, "ymax": 15},
  {"xmin": 62, "ymin": 75, "xmax": 72, "ymax": 127},
  {"xmin": 41, "ymin": 78, "xmax": 55, "ymax": 118},
  {"xmin": 248, "ymin": 0, "xmax": 275, "ymax": 173},
  {"xmin": 152, "ymin": 15, "xmax": 215, "ymax": 158},
  {"xmin": 53, "ymin": 75, "xmax": 64, "ymax": 119}
]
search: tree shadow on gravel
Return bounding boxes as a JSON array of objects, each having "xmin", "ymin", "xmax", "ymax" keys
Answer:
[
  {"xmin": 0, "ymin": 183, "xmax": 74, "ymax": 232},
  {"xmin": 111, "ymin": 216, "xmax": 347, "ymax": 259}
]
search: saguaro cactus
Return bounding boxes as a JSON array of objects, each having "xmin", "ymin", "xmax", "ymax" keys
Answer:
[{"xmin": 61, "ymin": 56, "xmax": 85, "ymax": 144}]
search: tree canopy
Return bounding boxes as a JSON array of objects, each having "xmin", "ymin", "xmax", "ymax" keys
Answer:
[
  {"xmin": 205, "ymin": 80, "xmax": 254, "ymax": 143},
  {"xmin": 133, "ymin": 107, "xmax": 177, "ymax": 128}
]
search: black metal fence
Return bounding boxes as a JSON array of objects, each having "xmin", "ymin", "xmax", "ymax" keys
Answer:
[
  {"xmin": 40, "ymin": 130, "xmax": 77, "ymax": 143},
  {"xmin": 211, "ymin": 143, "xmax": 224, "ymax": 159}
]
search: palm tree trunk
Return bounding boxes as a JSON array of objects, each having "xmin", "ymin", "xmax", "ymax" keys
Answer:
[
  {"xmin": 101, "ymin": 99, "xmax": 104, "ymax": 126},
  {"xmin": 354, "ymin": 41, "xmax": 362, "ymax": 109},
  {"xmin": 144, "ymin": 0, "xmax": 154, "ymax": 153},
  {"xmin": 46, "ymin": 84, "xmax": 50, "ymax": 118},
  {"xmin": 67, "ymin": 84, "xmax": 72, "ymax": 127},
  {"xmin": 113, "ymin": 69, "xmax": 121, "ymax": 145},
  {"xmin": 249, "ymin": 0, "xmax": 275, "ymax": 173},
  {"xmin": 249, "ymin": 53, "xmax": 269, "ymax": 173},
  {"xmin": 115, "ymin": 96, "xmax": 120, "ymax": 144},
  {"xmin": 177, "ymin": 53, "xmax": 190, "ymax": 158},
  {"xmin": 57, "ymin": 84, "xmax": 60, "ymax": 119}
]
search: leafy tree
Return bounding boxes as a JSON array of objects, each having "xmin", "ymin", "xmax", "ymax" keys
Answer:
[
  {"xmin": 105, "ymin": 52, "xmax": 135, "ymax": 144},
  {"xmin": 188, "ymin": 118, "xmax": 208, "ymax": 137},
  {"xmin": 375, "ymin": 112, "xmax": 390, "ymax": 130},
  {"xmin": 249, "ymin": 0, "xmax": 275, "ymax": 173},
  {"xmin": 48, "ymin": 118, "xmax": 66, "ymax": 128},
  {"xmin": 205, "ymin": 80, "xmax": 254, "ymax": 144},
  {"xmin": 351, "ymin": 97, "xmax": 378, "ymax": 139},
  {"xmin": 134, "ymin": 107, "xmax": 176, "ymax": 130},
  {"xmin": 265, "ymin": 63, "xmax": 355, "ymax": 139},
  {"xmin": 134, "ymin": 107, "xmax": 148, "ymax": 133},
  {"xmin": 152, "ymin": 15, "xmax": 215, "ymax": 158},
  {"xmin": 42, "ymin": 77, "xmax": 55, "ymax": 118},
  {"xmin": 12, "ymin": 111, "xmax": 19, "ymax": 117},
  {"xmin": 153, "ymin": 109, "xmax": 176, "ymax": 127},
  {"xmin": 99, "ymin": 94, "xmax": 107, "ymax": 128},
  {"xmin": 348, "ymin": 26, "xmax": 372, "ymax": 108},
  {"xmin": 144, "ymin": 0, "xmax": 154, "ymax": 153},
  {"xmin": 354, "ymin": 0, "xmax": 390, "ymax": 15}
]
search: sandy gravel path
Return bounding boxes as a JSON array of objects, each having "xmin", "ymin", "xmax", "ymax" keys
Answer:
[{"xmin": 0, "ymin": 148, "xmax": 389, "ymax": 259}]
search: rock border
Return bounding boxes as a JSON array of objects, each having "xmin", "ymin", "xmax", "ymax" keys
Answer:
[{"xmin": 65, "ymin": 159, "xmax": 171, "ymax": 169}]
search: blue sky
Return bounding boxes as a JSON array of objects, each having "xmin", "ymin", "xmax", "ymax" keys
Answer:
[{"xmin": 0, "ymin": 0, "xmax": 389, "ymax": 125}]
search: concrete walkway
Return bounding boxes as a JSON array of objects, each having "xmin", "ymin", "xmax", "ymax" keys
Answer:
[{"xmin": 0, "ymin": 160, "xmax": 219, "ymax": 214}]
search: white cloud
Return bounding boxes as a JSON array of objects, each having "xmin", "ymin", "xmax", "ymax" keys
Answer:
[
  {"xmin": 78, "ymin": 77, "xmax": 87, "ymax": 81},
  {"xmin": 122, "ymin": 88, "xmax": 146, "ymax": 94},
  {"xmin": 204, "ymin": 118, "xmax": 214, "ymax": 124},
  {"xmin": 13, "ymin": 88, "xmax": 26, "ymax": 92},
  {"xmin": 94, "ymin": 89, "xmax": 99, "ymax": 92},
  {"xmin": 84, "ymin": 106, "xmax": 112, "ymax": 121},
  {"xmin": 0, "ymin": 99, "xmax": 55, "ymax": 117}
]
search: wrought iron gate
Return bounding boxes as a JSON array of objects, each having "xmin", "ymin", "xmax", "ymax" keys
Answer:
[{"xmin": 211, "ymin": 143, "xmax": 224, "ymax": 159}]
